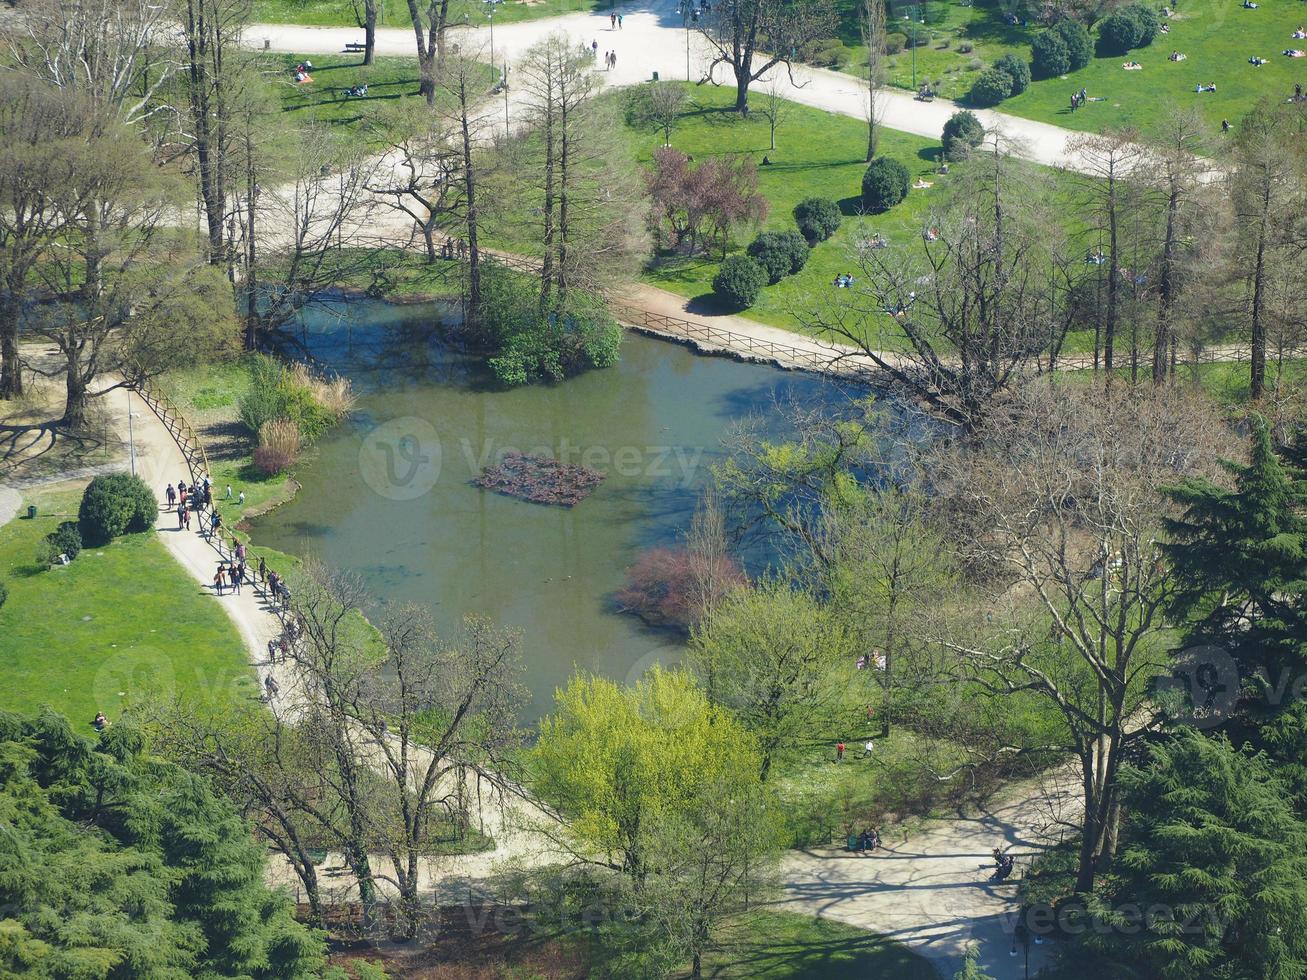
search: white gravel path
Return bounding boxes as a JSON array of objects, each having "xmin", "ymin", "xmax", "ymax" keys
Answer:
[{"xmin": 248, "ymin": 0, "xmax": 1096, "ymax": 174}]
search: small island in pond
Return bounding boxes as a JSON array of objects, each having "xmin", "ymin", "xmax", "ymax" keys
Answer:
[{"xmin": 474, "ymin": 452, "xmax": 605, "ymax": 507}]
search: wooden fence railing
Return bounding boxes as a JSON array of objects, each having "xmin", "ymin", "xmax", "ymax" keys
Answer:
[{"xmin": 129, "ymin": 367, "xmax": 212, "ymax": 489}]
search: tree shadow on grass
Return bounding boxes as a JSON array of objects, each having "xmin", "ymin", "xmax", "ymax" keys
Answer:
[{"xmin": 701, "ymin": 919, "xmax": 935, "ymax": 979}]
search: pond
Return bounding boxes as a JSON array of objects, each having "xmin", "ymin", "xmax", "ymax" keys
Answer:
[{"xmin": 253, "ymin": 298, "xmax": 862, "ymax": 717}]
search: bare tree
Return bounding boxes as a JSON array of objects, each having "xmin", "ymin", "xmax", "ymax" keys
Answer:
[
  {"xmin": 12, "ymin": 0, "xmax": 173, "ymax": 125},
  {"xmin": 365, "ymin": 103, "xmax": 463, "ymax": 262},
  {"xmin": 153, "ymin": 698, "xmax": 337, "ymax": 927},
  {"xmin": 756, "ymin": 75, "xmax": 791, "ymax": 151},
  {"xmin": 405, "ymin": 0, "xmax": 454, "ymax": 104},
  {"xmin": 629, "ymin": 80, "xmax": 689, "ymax": 146},
  {"xmin": 0, "ymin": 75, "xmax": 82, "ymax": 400},
  {"xmin": 698, "ymin": 0, "xmax": 836, "ymax": 113},
  {"xmin": 519, "ymin": 35, "xmax": 648, "ymax": 302},
  {"xmin": 352, "ymin": 0, "xmax": 378, "ymax": 65},
  {"xmin": 1142, "ymin": 110, "xmax": 1209, "ymax": 384},
  {"xmin": 254, "ymin": 127, "xmax": 383, "ymax": 333},
  {"xmin": 922, "ymin": 382, "xmax": 1232, "ymax": 893},
  {"xmin": 804, "ymin": 135, "xmax": 1064, "ymax": 427},
  {"xmin": 1228, "ymin": 101, "xmax": 1307, "ymax": 400},
  {"xmin": 30, "ymin": 122, "xmax": 235, "ymax": 426},
  {"xmin": 177, "ymin": 0, "xmax": 253, "ymax": 270},
  {"xmin": 860, "ymin": 0, "xmax": 887, "ymax": 161},
  {"xmin": 349, "ymin": 611, "xmax": 526, "ymax": 938},
  {"xmin": 1066, "ymin": 129, "xmax": 1147, "ymax": 381},
  {"xmin": 439, "ymin": 53, "xmax": 493, "ymax": 323}
]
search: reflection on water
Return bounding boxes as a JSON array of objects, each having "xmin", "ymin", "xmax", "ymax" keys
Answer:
[{"xmin": 253, "ymin": 298, "xmax": 863, "ymax": 717}]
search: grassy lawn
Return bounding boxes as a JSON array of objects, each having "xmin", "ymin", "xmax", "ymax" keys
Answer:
[
  {"xmin": 616, "ymin": 83, "xmax": 1074, "ymax": 345},
  {"xmin": 252, "ymin": 0, "xmax": 600, "ymax": 30},
  {"xmin": 688, "ymin": 910, "xmax": 936, "ymax": 979},
  {"xmin": 0, "ymin": 488, "xmax": 255, "ymax": 728},
  {"xmin": 992, "ymin": 1, "xmax": 1306, "ymax": 136},
  {"xmin": 835, "ymin": 0, "xmax": 1035, "ymax": 101},
  {"xmin": 267, "ymin": 52, "xmax": 496, "ymax": 137}
]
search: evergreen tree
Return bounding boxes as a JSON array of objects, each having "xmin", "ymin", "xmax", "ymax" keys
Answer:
[
  {"xmin": 1163, "ymin": 416, "xmax": 1307, "ymax": 689},
  {"xmin": 1079, "ymin": 729, "xmax": 1307, "ymax": 980},
  {"xmin": 0, "ymin": 711, "xmax": 330, "ymax": 979}
]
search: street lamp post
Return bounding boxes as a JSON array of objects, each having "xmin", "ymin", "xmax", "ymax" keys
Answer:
[{"xmin": 903, "ymin": 7, "xmax": 926, "ymax": 91}]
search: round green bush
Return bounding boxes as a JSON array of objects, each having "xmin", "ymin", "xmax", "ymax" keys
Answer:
[
  {"xmin": 969, "ymin": 66, "xmax": 1014, "ymax": 107},
  {"xmin": 46, "ymin": 521, "xmax": 82, "ymax": 562},
  {"xmin": 78, "ymin": 474, "xmax": 157, "ymax": 546},
  {"xmin": 884, "ymin": 32, "xmax": 906, "ymax": 54},
  {"xmin": 712, "ymin": 256, "xmax": 767, "ymax": 309},
  {"xmin": 746, "ymin": 231, "xmax": 810, "ymax": 284},
  {"xmin": 1054, "ymin": 19, "xmax": 1093, "ymax": 70},
  {"xmin": 993, "ymin": 52, "xmax": 1031, "ymax": 94},
  {"xmin": 1030, "ymin": 30, "xmax": 1071, "ymax": 79},
  {"xmin": 1097, "ymin": 5, "xmax": 1157, "ymax": 55},
  {"xmin": 942, "ymin": 110, "xmax": 985, "ymax": 160},
  {"xmin": 861, "ymin": 157, "xmax": 910, "ymax": 213},
  {"xmin": 794, "ymin": 197, "xmax": 842, "ymax": 244}
]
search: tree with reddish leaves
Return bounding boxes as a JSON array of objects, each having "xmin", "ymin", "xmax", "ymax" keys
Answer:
[{"xmin": 648, "ymin": 147, "xmax": 767, "ymax": 257}]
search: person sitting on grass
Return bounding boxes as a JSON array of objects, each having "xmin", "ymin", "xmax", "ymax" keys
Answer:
[
  {"xmin": 1170, "ymin": 51, "xmax": 1187, "ymax": 61},
  {"xmin": 1123, "ymin": 60, "xmax": 1143, "ymax": 69},
  {"xmin": 1284, "ymin": 49, "xmax": 1306, "ymax": 57},
  {"xmin": 1242, "ymin": 0, "xmax": 1258, "ymax": 9},
  {"xmin": 1295, "ymin": 26, "xmax": 1307, "ymax": 38},
  {"xmin": 1250, "ymin": 55, "xmax": 1268, "ymax": 65},
  {"xmin": 93, "ymin": 712, "xmax": 109, "ymax": 732}
]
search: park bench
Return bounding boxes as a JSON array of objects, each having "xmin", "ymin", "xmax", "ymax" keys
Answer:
[{"xmin": 344, "ymin": 41, "xmax": 366, "ymax": 52}]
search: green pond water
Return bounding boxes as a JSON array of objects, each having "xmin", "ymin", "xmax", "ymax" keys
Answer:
[{"xmin": 253, "ymin": 299, "xmax": 861, "ymax": 717}]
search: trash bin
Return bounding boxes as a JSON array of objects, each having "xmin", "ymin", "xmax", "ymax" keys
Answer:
[
  {"xmin": 652, "ymin": 70, "xmax": 659, "ymax": 81},
  {"xmin": 26, "ymin": 505, "xmax": 36, "ymax": 520}
]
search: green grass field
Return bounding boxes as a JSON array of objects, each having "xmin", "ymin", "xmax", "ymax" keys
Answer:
[
  {"xmin": 0, "ymin": 488, "xmax": 255, "ymax": 728},
  {"xmin": 253, "ymin": 0, "xmax": 600, "ymax": 30},
  {"xmin": 688, "ymin": 910, "xmax": 937, "ymax": 979},
  {"xmin": 835, "ymin": 0, "xmax": 1035, "ymax": 101},
  {"xmin": 619, "ymin": 83, "xmax": 1075, "ymax": 346},
  {"xmin": 1001, "ymin": 0, "xmax": 1307, "ymax": 136},
  {"xmin": 269, "ymin": 52, "xmax": 497, "ymax": 137}
]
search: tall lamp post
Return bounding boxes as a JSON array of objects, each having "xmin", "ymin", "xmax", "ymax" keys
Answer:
[{"xmin": 902, "ymin": 6, "xmax": 927, "ymax": 91}]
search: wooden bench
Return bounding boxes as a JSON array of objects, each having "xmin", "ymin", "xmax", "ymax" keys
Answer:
[{"xmin": 344, "ymin": 41, "xmax": 366, "ymax": 52}]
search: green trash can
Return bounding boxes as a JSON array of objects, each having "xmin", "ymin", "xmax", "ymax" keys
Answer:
[
  {"xmin": 652, "ymin": 70, "xmax": 659, "ymax": 81},
  {"xmin": 26, "ymin": 504, "xmax": 36, "ymax": 520}
]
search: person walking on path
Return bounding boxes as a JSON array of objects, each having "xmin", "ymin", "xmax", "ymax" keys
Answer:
[
  {"xmin": 213, "ymin": 565, "xmax": 226, "ymax": 595},
  {"xmin": 591, "ymin": 38, "xmax": 599, "ymax": 57},
  {"xmin": 166, "ymin": 483, "xmax": 176, "ymax": 509},
  {"xmin": 610, "ymin": 11, "xmax": 616, "ymax": 27},
  {"xmin": 610, "ymin": 50, "xmax": 618, "ymax": 69},
  {"xmin": 177, "ymin": 505, "xmax": 185, "ymax": 529},
  {"xmin": 267, "ymin": 638, "xmax": 279, "ymax": 664},
  {"xmin": 264, "ymin": 674, "xmax": 279, "ymax": 699},
  {"xmin": 618, "ymin": 12, "xmax": 623, "ymax": 28},
  {"xmin": 231, "ymin": 563, "xmax": 243, "ymax": 595},
  {"xmin": 183, "ymin": 506, "xmax": 191, "ymax": 530},
  {"xmin": 836, "ymin": 741, "xmax": 845, "ymax": 762},
  {"xmin": 258, "ymin": 556, "xmax": 267, "ymax": 584}
]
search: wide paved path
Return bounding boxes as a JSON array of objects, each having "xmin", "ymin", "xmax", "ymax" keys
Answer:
[{"xmin": 250, "ymin": 0, "xmax": 1094, "ymax": 173}]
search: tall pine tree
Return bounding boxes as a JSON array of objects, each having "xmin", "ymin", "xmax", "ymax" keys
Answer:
[
  {"xmin": 1163, "ymin": 415, "xmax": 1307, "ymax": 692},
  {"xmin": 1079, "ymin": 729, "xmax": 1307, "ymax": 980}
]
